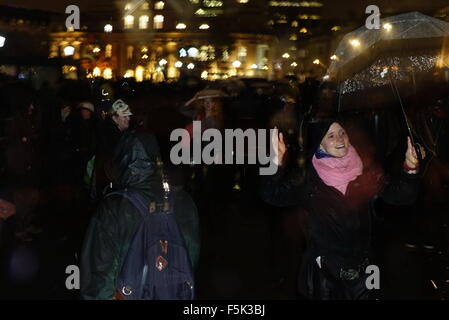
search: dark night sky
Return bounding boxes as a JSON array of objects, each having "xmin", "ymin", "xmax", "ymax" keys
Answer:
[{"xmin": 4, "ymin": 0, "xmax": 449, "ymax": 17}]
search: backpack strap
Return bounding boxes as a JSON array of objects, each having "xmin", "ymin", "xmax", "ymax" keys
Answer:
[{"xmin": 105, "ymin": 189, "xmax": 149, "ymax": 218}]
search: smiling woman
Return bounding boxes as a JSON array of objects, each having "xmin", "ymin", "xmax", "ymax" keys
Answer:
[{"xmin": 261, "ymin": 117, "xmax": 426, "ymax": 300}]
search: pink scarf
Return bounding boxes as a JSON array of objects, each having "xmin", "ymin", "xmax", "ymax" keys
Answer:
[{"xmin": 312, "ymin": 145, "xmax": 363, "ymax": 195}]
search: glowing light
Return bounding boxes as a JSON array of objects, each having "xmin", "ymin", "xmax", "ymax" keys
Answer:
[
  {"xmin": 159, "ymin": 59, "xmax": 168, "ymax": 66},
  {"xmin": 176, "ymin": 23, "xmax": 187, "ymax": 29},
  {"xmin": 330, "ymin": 55, "xmax": 338, "ymax": 60},
  {"xmin": 350, "ymin": 39, "xmax": 361, "ymax": 47},
  {"xmin": 299, "ymin": 27, "xmax": 308, "ymax": 33},
  {"xmin": 232, "ymin": 60, "xmax": 242, "ymax": 68},
  {"xmin": 93, "ymin": 67, "xmax": 101, "ymax": 77},
  {"xmin": 142, "ymin": 54, "xmax": 149, "ymax": 59},
  {"xmin": 0, "ymin": 36, "xmax": 5, "ymax": 48},
  {"xmin": 155, "ymin": 1, "xmax": 165, "ymax": 10},
  {"xmin": 93, "ymin": 47, "xmax": 101, "ymax": 54},
  {"xmin": 104, "ymin": 24, "xmax": 113, "ymax": 33},
  {"xmin": 179, "ymin": 48, "xmax": 187, "ymax": 57},
  {"xmin": 383, "ymin": 23, "xmax": 392, "ymax": 31},
  {"xmin": 199, "ymin": 24, "xmax": 210, "ymax": 30},
  {"xmin": 187, "ymin": 47, "xmax": 199, "ymax": 58},
  {"xmin": 103, "ymin": 68, "xmax": 113, "ymax": 80},
  {"xmin": 175, "ymin": 61, "xmax": 183, "ymax": 68},
  {"xmin": 313, "ymin": 59, "xmax": 320, "ymax": 65},
  {"xmin": 124, "ymin": 69, "xmax": 134, "ymax": 78},
  {"xmin": 323, "ymin": 75, "xmax": 330, "ymax": 80},
  {"xmin": 331, "ymin": 25, "xmax": 340, "ymax": 32},
  {"xmin": 187, "ymin": 63, "xmax": 195, "ymax": 69},
  {"xmin": 282, "ymin": 53, "xmax": 290, "ymax": 59},
  {"xmin": 201, "ymin": 71, "xmax": 208, "ymax": 79},
  {"xmin": 291, "ymin": 62, "xmax": 298, "ymax": 67},
  {"xmin": 124, "ymin": 15, "xmax": 134, "ymax": 29},
  {"xmin": 64, "ymin": 46, "xmax": 75, "ymax": 56},
  {"xmin": 250, "ymin": 64, "xmax": 258, "ymax": 69}
]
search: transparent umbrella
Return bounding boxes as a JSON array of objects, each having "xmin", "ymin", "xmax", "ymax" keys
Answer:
[{"xmin": 327, "ymin": 11, "xmax": 449, "ymax": 95}]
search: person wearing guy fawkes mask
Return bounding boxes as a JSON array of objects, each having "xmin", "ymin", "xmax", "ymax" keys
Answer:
[{"xmin": 92, "ymin": 99, "xmax": 133, "ymax": 201}]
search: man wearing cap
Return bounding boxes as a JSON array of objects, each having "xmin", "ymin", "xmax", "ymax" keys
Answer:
[{"xmin": 93, "ymin": 99, "xmax": 133, "ymax": 200}]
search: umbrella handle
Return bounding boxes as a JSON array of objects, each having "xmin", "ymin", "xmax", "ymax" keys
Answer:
[{"xmin": 414, "ymin": 142, "xmax": 423, "ymax": 162}]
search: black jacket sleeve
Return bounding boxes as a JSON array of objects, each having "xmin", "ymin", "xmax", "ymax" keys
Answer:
[
  {"xmin": 379, "ymin": 169, "xmax": 421, "ymax": 206},
  {"xmin": 260, "ymin": 167, "xmax": 307, "ymax": 207}
]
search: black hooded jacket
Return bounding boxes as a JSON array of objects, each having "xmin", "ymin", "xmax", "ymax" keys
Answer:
[{"xmin": 80, "ymin": 131, "xmax": 200, "ymax": 300}]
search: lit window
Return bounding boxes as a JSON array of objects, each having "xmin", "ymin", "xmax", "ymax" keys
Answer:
[
  {"xmin": 203, "ymin": 0, "xmax": 223, "ymax": 7},
  {"xmin": 190, "ymin": 0, "xmax": 199, "ymax": 3},
  {"xmin": 93, "ymin": 67, "xmax": 101, "ymax": 77},
  {"xmin": 155, "ymin": 1, "xmax": 165, "ymax": 10},
  {"xmin": 139, "ymin": 15, "xmax": 149, "ymax": 29},
  {"xmin": 142, "ymin": 2, "xmax": 150, "ymax": 10},
  {"xmin": 331, "ymin": 26, "xmax": 341, "ymax": 31},
  {"xmin": 237, "ymin": 0, "xmax": 249, "ymax": 3},
  {"xmin": 105, "ymin": 44, "xmax": 112, "ymax": 58},
  {"xmin": 124, "ymin": 70, "xmax": 134, "ymax": 78},
  {"xmin": 199, "ymin": 24, "xmax": 210, "ymax": 30},
  {"xmin": 141, "ymin": 46, "xmax": 148, "ymax": 53},
  {"xmin": 238, "ymin": 47, "xmax": 247, "ymax": 62},
  {"xmin": 291, "ymin": 20, "xmax": 298, "ymax": 27},
  {"xmin": 290, "ymin": 34, "xmax": 297, "ymax": 41},
  {"xmin": 135, "ymin": 66, "xmax": 145, "ymax": 82},
  {"xmin": 154, "ymin": 15, "xmax": 164, "ymax": 29},
  {"xmin": 127, "ymin": 46, "xmax": 134, "ymax": 60},
  {"xmin": 103, "ymin": 68, "xmax": 113, "ymax": 80},
  {"xmin": 300, "ymin": 27, "xmax": 308, "ymax": 33},
  {"xmin": 176, "ymin": 23, "xmax": 187, "ymax": 29},
  {"xmin": 125, "ymin": 3, "xmax": 132, "ymax": 10},
  {"xmin": 124, "ymin": 15, "xmax": 134, "ymax": 29},
  {"xmin": 195, "ymin": 9, "xmax": 223, "ymax": 16}
]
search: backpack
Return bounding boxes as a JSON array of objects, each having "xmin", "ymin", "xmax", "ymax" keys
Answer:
[{"xmin": 106, "ymin": 188, "xmax": 195, "ymax": 300}]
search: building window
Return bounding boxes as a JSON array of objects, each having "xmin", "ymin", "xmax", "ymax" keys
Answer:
[
  {"xmin": 155, "ymin": 1, "xmax": 165, "ymax": 10},
  {"xmin": 124, "ymin": 15, "xmax": 134, "ymax": 29},
  {"xmin": 154, "ymin": 15, "xmax": 164, "ymax": 29},
  {"xmin": 139, "ymin": 15, "xmax": 149, "ymax": 29},
  {"xmin": 203, "ymin": 0, "xmax": 223, "ymax": 7},
  {"xmin": 289, "ymin": 34, "xmax": 297, "ymax": 41},
  {"xmin": 105, "ymin": 44, "xmax": 112, "ymax": 58},
  {"xmin": 127, "ymin": 46, "xmax": 134, "ymax": 60},
  {"xmin": 238, "ymin": 46, "xmax": 247, "ymax": 62},
  {"xmin": 142, "ymin": 2, "xmax": 150, "ymax": 10},
  {"xmin": 291, "ymin": 20, "xmax": 298, "ymax": 27},
  {"xmin": 176, "ymin": 23, "xmax": 187, "ymax": 29},
  {"xmin": 103, "ymin": 68, "xmax": 113, "ymax": 80},
  {"xmin": 237, "ymin": 0, "xmax": 249, "ymax": 3},
  {"xmin": 125, "ymin": 3, "xmax": 132, "ymax": 10}
]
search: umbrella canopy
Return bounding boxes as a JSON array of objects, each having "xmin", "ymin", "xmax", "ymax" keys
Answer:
[{"xmin": 327, "ymin": 11, "xmax": 449, "ymax": 94}]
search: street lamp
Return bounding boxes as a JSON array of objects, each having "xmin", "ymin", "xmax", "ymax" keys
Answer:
[
  {"xmin": 349, "ymin": 39, "xmax": 361, "ymax": 47},
  {"xmin": 0, "ymin": 36, "xmax": 5, "ymax": 48},
  {"xmin": 187, "ymin": 63, "xmax": 195, "ymax": 70},
  {"xmin": 104, "ymin": 24, "xmax": 113, "ymax": 33},
  {"xmin": 383, "ymin": 23, "xmax": 392, "ymax": 31}
]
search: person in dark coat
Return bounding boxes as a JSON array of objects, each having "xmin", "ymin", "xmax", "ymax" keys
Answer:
[
  {"xmin": 93, "ymin": 99, "xmax": 133, "ymax": 200},
  {"xmin": 70, "ymin": 101, "xmax": 97, "ymax": 186},
  {"xmin": 261, "ymin": 118, "xmax": 426, "ymax": 300},
  {"xmin": 80, "ymin": 131, "xmax": 200, "ymax": 300}
]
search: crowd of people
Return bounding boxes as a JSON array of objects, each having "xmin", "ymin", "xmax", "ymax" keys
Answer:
[{"xmin": 0, "ymin": 74, "xmax": 448, "ymax": 299}]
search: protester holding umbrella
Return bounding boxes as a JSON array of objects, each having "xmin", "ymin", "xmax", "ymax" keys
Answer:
[{"xmin": 261, "ymin": 117, "xmax": 426, "ymax": 300}]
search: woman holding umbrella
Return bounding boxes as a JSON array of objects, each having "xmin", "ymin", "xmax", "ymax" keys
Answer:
[{"xmin": 261, "ymin": 118, "xmax": 425, "ymax": 300}]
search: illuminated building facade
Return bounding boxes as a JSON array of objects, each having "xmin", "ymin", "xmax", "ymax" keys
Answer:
[{"xmin": 49, "ymin": 0, "xmax": 277, "ymax": 81}]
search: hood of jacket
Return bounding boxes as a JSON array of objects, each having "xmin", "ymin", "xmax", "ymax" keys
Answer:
[{"xmin": 108, "ymin": 131, "xmax": 164, "ymax": 202}]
